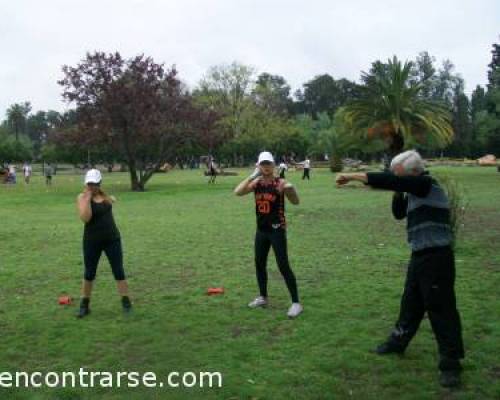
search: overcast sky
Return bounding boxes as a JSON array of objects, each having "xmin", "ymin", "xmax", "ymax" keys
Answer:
[{"xmin": 1, "ymin": 0, "xmax": 498, "ymax": 117}]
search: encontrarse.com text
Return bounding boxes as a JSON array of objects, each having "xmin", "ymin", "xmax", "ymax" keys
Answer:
[{"xmin": 0, "ymin": 369, "xmax": 222, "ymax": 389}]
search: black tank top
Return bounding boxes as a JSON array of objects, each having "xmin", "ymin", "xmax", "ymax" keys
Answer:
[
  {"xmin": 83, "ymin": 200, "xmax": 120, "ymax": 242},
  {"xmin": 254, "ymin": 178, "xmax": 286, "ymax": 231}
]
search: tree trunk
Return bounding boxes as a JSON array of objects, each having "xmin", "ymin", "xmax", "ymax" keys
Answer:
[
  {"xmin": 384, "ymin": 132, "xmax": 405, "ymax": 170},
  {"xmin": 329, "ymin": 153, "xmax": 343, "ymax": 172},
  {"xmin": 389, "ymin": 132, "xmax": 405, "ymax": 157},
  {"xmin": 128, "ymin": 160, "xmax": 144, "ymax": 191}
]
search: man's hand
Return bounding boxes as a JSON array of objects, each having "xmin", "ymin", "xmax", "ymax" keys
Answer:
[
  {"xmin": 335, "ymin": 174, "xmax": 351, "ymax": 186},
  {"xmin": 336, "ymin": 173, "xmax": 368, "ymax": 186}
]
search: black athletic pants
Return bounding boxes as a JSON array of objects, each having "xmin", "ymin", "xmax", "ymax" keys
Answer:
[
  {"xmin": 254, "ymin": 228, "xmax": 299, "ymax": 303},
  {"xmin": 83, "ymin": 238, "xmax": 126, "ymax": 281},
  {"xmin": 388, "ymin": 246, "xmax": 465, "ymax": 371},
  {"xmin": 302, "ymin": 168, "xmax": 310, "ymax": 180}
]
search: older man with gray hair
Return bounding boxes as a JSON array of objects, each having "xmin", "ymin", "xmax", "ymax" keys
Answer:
[{"xmin": 336, "ymin": 150, "xmax": 464, "ymax": 388}]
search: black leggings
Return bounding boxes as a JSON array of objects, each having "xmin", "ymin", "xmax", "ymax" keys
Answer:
[
  {"xmin": 389, "ymin": 246, "xmax": 464, "ymax": 370},
  {"xmin": 254, "ymin": 229, "xmax": 299, "ymax": 303},
  {"xmin": 83, "ymin": 239, "xmax": 126, "ymax": 281},
  {"xmin": 302, "ymin": 168, "xmax": 310, "ymax": 180}
]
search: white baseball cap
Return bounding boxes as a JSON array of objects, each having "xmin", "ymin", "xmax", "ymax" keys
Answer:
[
  {"xmin": 84, "ymin": 169, "xmax": 102, "ymax": 184},
  {"xmin": 257, "ymin": 151, "xmax": 275, "ymax": 165}
]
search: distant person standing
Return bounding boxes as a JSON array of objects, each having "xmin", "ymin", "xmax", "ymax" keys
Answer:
[
  {"xmin": 208, "ymin": 157, "xmax": 217, "ymax": 184},
  {"xmin": 45, "ymin": 163, "xmax": 54, "ymax": 186},
  {"xmin": 8, "ymin": 164, "xmax": 16, "ymax": 184},
  {"xmin": 23, "ymin": 162, "xmax": 32, "ymax": 184},
  {"xmin": 278, "ymin": 161, "xmax": 288, "ymax": 179},
  {"xmin": 300, "ymin": 157, "xmax": 311, "ymax": 180}
]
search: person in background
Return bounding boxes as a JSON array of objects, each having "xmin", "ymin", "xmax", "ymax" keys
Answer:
[
  {"xmin": 278, "ymin": 160, "xmax": 288, "ymax": 179},
  {"xmin": 45, "ymin": 163, "xmax": 53, "ymax": 186},
  {"xmin": 299, "ymin": 157, "xmax": 311, "ymax": 180},
  {"xmin": 7, "ymin": 164, "xmax": 16, "ymax": 184},
  {"xmin": 208, "ymin": 157, "xmax": 217, "ymax": 184},
  {"xmin": 23, "ymin": 162, "xmax": 32, "ymax": 184}
]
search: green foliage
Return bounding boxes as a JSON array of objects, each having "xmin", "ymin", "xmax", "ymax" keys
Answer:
[
  {"xmin": 294, "ymin": 75, "xmax": 360, "ymax": 117},
  {"xmin": 5, "ymin": 101, "xmax": 32, "ymax": 138},
  {"xmin": 252, "ymin": 73, "xmax": 292, "ymax": 115},
  {"xmin": 0, "ymin": 132, "xmax": 33, "ymax": 161},
  {"xmin": 433, "ymin": 173, "xmax": 467, "ymax": 248},
  {"xmin": 341, "ymin": 56, "xmax": 454, "ymax": 155}
]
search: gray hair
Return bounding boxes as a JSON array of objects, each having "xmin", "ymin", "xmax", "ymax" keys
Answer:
[{"xmin": 390, "ymin": 150, "xmax": 425, "ymax": 173}]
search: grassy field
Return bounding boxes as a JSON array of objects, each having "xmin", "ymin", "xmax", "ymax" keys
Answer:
[{"xmin": 0, "ymin": 166, "xmax": 499, "ymax": 400}]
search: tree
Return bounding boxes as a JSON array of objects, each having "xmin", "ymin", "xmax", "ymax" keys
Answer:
[
  {"xmin": 484, "ymin": 41, "xmax": 500, "ymax": 154},
  {"xmin": 196, "ymin": 62, "xmax": 256, "ymax": 139},
  {"xmin": 0, "ymin": 131, "xmax": 33, "ymax": 162},
  {"xmin": 6, "ymin": 102, "xmax": 32, "ymax": 142},
  {"xmin": 412, "ymin": 51, "xmax": 437, "ymax": 99},
  {"xmin": 449, "ymin": 81, "xmax": 472, "ymax": 156},
  {"xmin": 252, "ymin": 73, "xmax": 292, "ymax": 116},
  {"xmin": 293, "ymin": 74, "xmax": 360, "ymax": 118},
  {"xmin": 340, "ymin": 56, "xmax": 454, "ymax": 158},
  {"xmin": 471, "ymin": 85, "xmax": 494, "ymax": 157},
  {"xmin": 59, "ymin": 51, "xmax": 193, "ymax": 191},
  {"xmin": 189, "ymin": 95, "xmax": 225, "ymax": 156}
]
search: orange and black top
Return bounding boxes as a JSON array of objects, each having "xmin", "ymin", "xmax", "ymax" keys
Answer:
[{"xmin": 253, "ymin": 178, "xmax": 286, "ymax": 231}]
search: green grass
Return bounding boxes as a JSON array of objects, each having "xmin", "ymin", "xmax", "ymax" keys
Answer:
[{"xmin": 0, "ymin": 166, "xmax": 499, "ymax": 399}]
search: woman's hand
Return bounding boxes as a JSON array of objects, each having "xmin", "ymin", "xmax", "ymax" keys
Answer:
[
  {"xmin": 77, "ymin": 189, "xmax": 93, "ymax": 223},
  {"xmin": 82, "ymin": 187, "xmax": 93, "ymax": 199},
  {"xmin": 249, "ymin": 167, "xmax": 262, "ymax": 181}
]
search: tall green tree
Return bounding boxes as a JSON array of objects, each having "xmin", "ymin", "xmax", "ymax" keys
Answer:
[
  {"xmin": 196, "ymin": 62, "xmax": 256, "ymax": 140},
  {"xmin": 252, "ymin": 73, "xmax": 292, "ymax": 116},
  {"xmin": 340, "ymin": 56, "xmax": 454, "ymax": 158},
  {"xmin": 294, "ymin": 75, "xmax": 359, "ymax": 118},
  {"xmin": 6, "ymin": 102, "xmax": 32, "ymax": 142},
  {"xmin": 449, "ymin": 81, "xmax": 472, "ymax": 156},
  {"xmin": 484, "ymin": 42, "xmax": 500, "ymax": 154}
]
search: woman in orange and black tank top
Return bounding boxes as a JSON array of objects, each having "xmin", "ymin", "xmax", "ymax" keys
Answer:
[{"xmin": 234, "ymin": 151, "xmax": 303, "ymax": 318}]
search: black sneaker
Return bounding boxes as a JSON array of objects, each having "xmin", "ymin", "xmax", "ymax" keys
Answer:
[
  {"xmin": 439, "ymin": 370, "xmax": 461, "ymax": 388},
  {"xmin": 373, "ymin": 341, "xmax": 405, "ymax": 355},
  {"xmin": 122, "ymin": 296, "xmax": 132, "ymax": 313},
  {"xmin": 76, "ymin": 307, "xmax": 90, "ymax": 319}
]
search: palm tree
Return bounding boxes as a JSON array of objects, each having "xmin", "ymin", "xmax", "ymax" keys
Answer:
[
  {"xmin": 6, "ymin": 102, "xmax": 31, "ymax": 143},
  {"xmin": 341, "ymin": 57, "xmax": 453, "ymax": 160}
]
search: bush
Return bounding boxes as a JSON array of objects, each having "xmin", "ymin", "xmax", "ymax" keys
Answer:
[{"xmin": 434, "ymin": 173, "xmax": 467, "ymax": 248}]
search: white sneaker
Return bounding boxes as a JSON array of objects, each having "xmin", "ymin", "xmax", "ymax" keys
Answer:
[
  {"xmin": 287, "ymin": 303, "xmax": 303, "ymax": 318},
  {"xmin": 248, "ymin": 296, "xmax": 268, "ymax": 308}
]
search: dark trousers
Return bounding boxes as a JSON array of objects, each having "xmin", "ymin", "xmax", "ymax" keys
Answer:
[
  {"xmin": 302, "ymin": 168, "xmax": 310, "ymax": 180},
  {"xmin": 83, "ymin": 238, "xmax": 126, "ymax": 281},
  {"xmin": 389, "ymin": 246, "xmax": 464, "ymax": 371},
  {"xmin": 255, "ymin": 228, "xmax": 299, "ymax": 303}
]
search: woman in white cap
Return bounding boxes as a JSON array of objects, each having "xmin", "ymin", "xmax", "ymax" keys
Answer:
[
  {"xmin": 234, "ymin": 151, "xmax": 303, "ymax": 318},
  {"xmin": 76, "ymin": 169, "xmax": 132, "ymax": 318}
]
